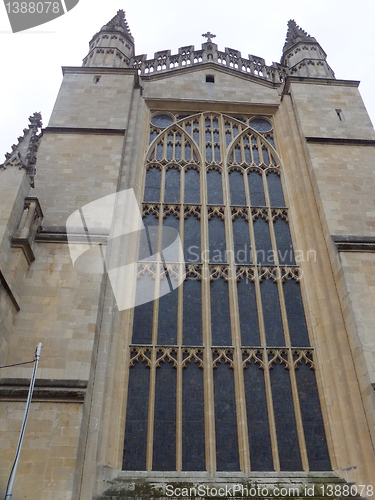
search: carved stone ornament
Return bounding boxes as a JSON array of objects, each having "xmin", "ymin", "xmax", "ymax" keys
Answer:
[{"xmin": 0, "ymin": 112, "xmax": 43, "ymax": 188}]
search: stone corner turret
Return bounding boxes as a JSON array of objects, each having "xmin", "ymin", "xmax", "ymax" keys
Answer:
[
  {"xmin": 281, "ymin": 20, "xmax": 335, "ymax": 79},
  {"xmin": 82, "ymin": 10, "xmax": 135, "ymax": 69}
]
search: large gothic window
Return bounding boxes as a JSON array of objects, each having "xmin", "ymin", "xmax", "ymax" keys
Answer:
[{"xmin": 123, "ymin": 112, "xmax": 331, "ymax": 473}]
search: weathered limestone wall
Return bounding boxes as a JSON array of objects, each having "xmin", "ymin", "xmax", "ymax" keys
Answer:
[
  {"xmin": 33, "ymin": 133, "xmax": 124, "ymax": 227},
  {"xmin": 49, "ymin": 70, "xmax": 136, "ymax": 130},
  {"xmin": 0, "ymin": 67, "xmax": 138, "ymax": 498},
  {"xmin": 276, "ymin": 80, "xmax": 375, "ymax": 487},
  {"xmin": 4, "ymin": 242, "xmax": 103, "ymax": 380},
  {"xmin": 288, "ymin": 81, "xmax": 375, "ymax": 140},
  {"xmin": 306, "ymin": 143, "xmax": 375, "ymax": 237},
  {"xmin": 142, "ymin": 66, "xmax": 280, "ymax": 108},
  {"xmin": 0, "ymin": 400, "xmax": 83, "ymax": 500},
  {"xmin": 0, "ymin": 168, "xmax": 31, "ymax": 363}
]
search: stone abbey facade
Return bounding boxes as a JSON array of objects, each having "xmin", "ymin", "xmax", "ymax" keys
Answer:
[{"xmin": 1, "ymin": 11, "xmax": 375, "ymax": 500}]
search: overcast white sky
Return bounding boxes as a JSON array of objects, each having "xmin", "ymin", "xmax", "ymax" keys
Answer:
[{"xmin": 1, "ymin": 0, "xmax": 374, "ymax": 159}]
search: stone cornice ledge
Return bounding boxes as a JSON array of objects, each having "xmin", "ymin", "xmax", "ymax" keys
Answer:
[
  {"xmin": 62, "ymin": 65, "xmax": 138, "ymax": 79},
  {"xmin": 0, "ymin": 378, "xmax": 87, "ymax": 402},
  {"xmin": 44, "ymin": 127, "xmax": 126, "ymax": 136},
  {"xmin": 282, "ymin": 76, "xmax": 360, "ymax": 97},
  {"xmin": 332, "ymin": 235, "xmax": 375, "ymax": 252},
  {"xmin": 306, "ymin": 137, "xmax": 375, "ymax": 146}
]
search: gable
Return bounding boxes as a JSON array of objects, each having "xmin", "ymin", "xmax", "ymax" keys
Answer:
[{"xmin": 142, "ymin": 64, "xmax": 280, "ymax": 108}]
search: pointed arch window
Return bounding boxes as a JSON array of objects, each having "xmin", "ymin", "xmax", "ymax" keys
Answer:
[{"xmin": 123, "ymin": 112, "xmax": 331, "ymax": 475}]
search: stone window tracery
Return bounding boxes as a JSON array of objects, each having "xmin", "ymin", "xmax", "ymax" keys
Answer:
[{"xmin": 122, "ymin": 112, "xmax": 331, "ymax": 474}]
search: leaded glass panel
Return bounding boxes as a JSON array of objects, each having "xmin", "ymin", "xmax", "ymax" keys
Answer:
[
  {"xmin": 207, "ymin": 169, "xmax": 223, "ymax": 205},
  {"xmin": 211, "ymin": 278, "xmax": 231, "ymax": 345},
  {"xmin": 182, "ymin": 360, "xmax": 205, "ymax": 470},
  {"xmin": 243, "ymin": 359, "xmax": 273, "ymax": 470},
  {"xmin": 213, "ymin": 359, "xmax": 240, "ymax": 471},
  {"xmin": 153, "ymin": 359, "xmax": 177, "ymax": 470},
  {"xmin": 144, "ymin": 167, "xmax": 161, "ymax": 202}
]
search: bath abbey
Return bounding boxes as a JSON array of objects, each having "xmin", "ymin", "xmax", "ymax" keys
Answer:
[{"xmin": 0, "ymin": 10, "xmax": 375, "ymax": 499}]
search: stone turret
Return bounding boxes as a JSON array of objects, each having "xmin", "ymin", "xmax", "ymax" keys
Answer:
[
  {"xmin": 82, "ymin": 10, "xmax": 134, "ymax": 68},
  {"xmin": 281, "ymin": 20, "xmax": 335, "ymax": 79}
]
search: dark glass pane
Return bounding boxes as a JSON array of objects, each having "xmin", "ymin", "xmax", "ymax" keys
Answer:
[
  {"xmin": 167, "ymin": 142, "xmax": 173, "ymax": 161},
  {"xmin": 226, "ymin": 131, "xmax": 232, "ymax": 147},
  {"xmin": 157, "ymin": 280, "xmax": 178, "ymax": 345},
  {"xmin": 214, "ymin": 360, "xmax": 240, "ymax": 471},
  {"xmin": 233, "ymin": 217, "xmax": 251, "ymax": 264},
  {"xmin": 252, "ymin": 146, "xmax": 260, "ymax": 164},
  {"xmin": 132, "ymin": 274, "xmax": 154, "ymax": 344},
  {"xmin": 144, "ymin": 167, "xmax": 161, "ymax": 202},
  {"xmin": 235, "ymin": 146, "xmax": 241, "ymax": 164},
  {"xmin": 244, "ymin": 147, "xmax": 251, "ymax": 165},
  {"xmin": 175, "ymin": 143, "xmax": 182, "ymax": 161},
  {"xmin": 205, "ymin": 118, "xmax": 211, "ymax": 127},
  {"xmin": 262, "ymin": 148, "xmax": 270, "ymax": 164},
  {"xmin": 213, "ymin": 118, "xmax": 219, "ymax": 128},
  {"xmin": 205, "ymin": 130, "xmax": 211, "ymax": 142},
  {"xmin": 193, "ymin": 129, "xmax": 199, "ymax": 146},
  {"xmin": 249, "ymin": 118, "xmax": 272, "ymax": 133},
  {"xmin": 233, "ymin": 125, "xmax": 239, "ymax": 137},
  {"xmin": 182, "ymin": 361, "xmax": 205, "ymax": 470},
  {"xmin": 208, "ymin": 215, "xmax": 226, "ymax": 263},
  {"xmin": 253, "ymin": 218, "xmax": 273, "ymax": 265},
  {"xmin": 267, "ymin": 172, "xmax": 285, "ymax": 207},
  {"xmin": 149, "ymin": 130, "xmax": 158, "ymax": 143},
  {"xmin": 164, "ymin": 168, "xmax": 180, "ymax": 204},
  {"xmin": 183, "ymin": 277, "xmax": 202, "ymax": 344},
  {"xmin": 229, "ymin": 170, "xmax": 246, "ymax": 205},
  {"xmin": 266, "ymin": 136, "xmax": 275, "ymax": 148},
  {"xmin": 237, "ymin": 279, "xmax": 260, "ymax": 345},
  {"xmin": 207, "ymin": 170, "xmax": 223, "ymax": 205},
  {"xmin": 156, "ymin": 143, "xmax": 164, "ymax": 160},
  {"xmin": 184, "ymin": 123, "xmax": 191, "ymax": 135},
  {"xmin": 283, "ymin": 280, "xmax": 310, "ymax": 346},
  {"xmin": 260, "ymin": 279, "xmax": 284, "ymax": 346},
  {"xmin": 270, "ymin": 360, "xmax": 303, "ymax": 470},
  {"xmin": 243, "ymin": 362, "xmax": 273, "ymax": 470},
  {"xmin": 274, "ymin": 219, "xmax": 295, "ymax": 265},
  {"xmin": 184, "ymin": 168, "xmax": 200, "ymax": 204},
  {"xmin": 161, "ymin": 214, "xmax": 180, "ymax": 263},
  {"xmin": 151, "ymin": 114, "xmax": 174, "ymax": 128},
  {"xmin": 184, "ymin": 215, "xmax": 201, "ymax": 264},
  {"xmin": 296, "ymin": 362, "xmax": 331, "ymax": 471},
  {"xmin": 206, "ymin": 144, "xmax": 212, "ymax": 162},
  {"xmin": 140, "ymin": 214, "xmax": 159, "ymax": 261},
  {"xmin": 214, "ymin": 145, "xmax": 221, "ymax": 163},
  {"xmin": 123, "ymin": 360, "xmax": 150, "ymax": 470},
  {"xmin": 248, "ymin": 172, "xmax": 265, "ymax": 206},
  {"xmin": 213, "ymin": 130, "xmax": 220, "ymax": 142},
  {"xmin": 184, "ymin": 143, "xmax": 191, "ymax": 162},
  {"xmin": 211, "ymin": 278, "xmax": 231, "ymax": 345},
  {"xmin": 153, "ymin": 360, "xmax": 176, "ymax": 470}
]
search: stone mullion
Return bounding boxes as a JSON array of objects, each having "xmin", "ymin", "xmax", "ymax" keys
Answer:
[
  {"xmin": 221, "ymin": 116, "xmax": 250, "ymax": 474},
  {"xmin": 146, "ymin": 346, "xmax": 157, "ymax": 471},
  {"xmin": 287, "ymin": 349, "xmax": 309, "ymax": 471},
  {"xmin": 153, "ymin": 221, "xmax": 163, "ymax": 345},
  {"xmin": 262, "ymin": 346, "xmax": 280, "ymax": 472},
  {"xmin": 252, "ymin": 242, "xmax": 267, "ymax": 347},
  {"xmin": 176, "ymin": 347, "xmax": 183, "ymax": 471},
  {"xmin": 255, "ymin": 268, "xmax": 280, "ymax": 471},
  {"xmin": 200, "ymin": 113, "xmax": 215, "ymax": 473}
]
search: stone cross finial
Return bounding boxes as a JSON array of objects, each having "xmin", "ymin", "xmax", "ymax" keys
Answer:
[{"xmin": 202, "ymin": 31, "xmax": 216, "ymax": 43}]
